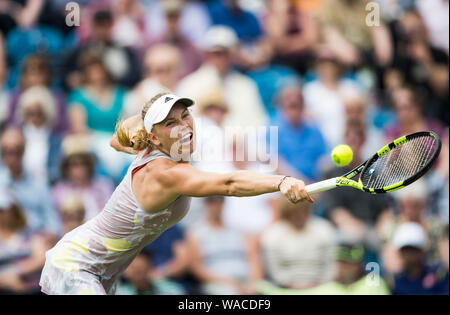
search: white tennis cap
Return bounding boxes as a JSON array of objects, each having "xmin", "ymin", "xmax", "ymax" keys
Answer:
[
  {"xmin": 392, "ymin": 222, "xmax": 427, "ymax": 249},
  {"xmin": 143, "ymin": 94, "xmax": 194, "ymax": 133}
]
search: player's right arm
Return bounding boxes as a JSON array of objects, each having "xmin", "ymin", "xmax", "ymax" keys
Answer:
[{"xmin": 145, "ymin": 159, "xmax": 314, "ymax": 204}]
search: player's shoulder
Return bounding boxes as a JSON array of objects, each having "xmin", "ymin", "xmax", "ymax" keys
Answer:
[
  {"xmin": 145, "ymin": 157, "xmax": 178, "ymax": 174},
  {"xmin": 147, "ymin": 158, "xmax": 193, "ymax": 184}
]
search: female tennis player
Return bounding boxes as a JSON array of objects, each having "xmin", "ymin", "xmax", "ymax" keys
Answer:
[{"xmin": 39, "ymin": 92, "xmax": 313, "ymax": 295}]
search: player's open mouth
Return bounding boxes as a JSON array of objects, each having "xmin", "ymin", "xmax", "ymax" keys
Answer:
[{"xmin": 179, "ymin": 132, "xmax": 193, "ymax": 145}]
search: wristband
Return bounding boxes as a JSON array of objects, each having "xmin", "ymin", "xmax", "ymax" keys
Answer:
[{"xmin": 277, "ymin": 176, "xmax": 291, "ymax": 191}]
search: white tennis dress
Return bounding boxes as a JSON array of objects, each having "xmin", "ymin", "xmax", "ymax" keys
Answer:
[{"xmin": 39, "ymin": 150, "xmax": 191, "ymax": 295}]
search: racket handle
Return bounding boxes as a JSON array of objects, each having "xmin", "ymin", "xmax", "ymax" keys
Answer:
[{"xmin": 305, "ymin": 178, "xmax": 338, "ymax": 195}]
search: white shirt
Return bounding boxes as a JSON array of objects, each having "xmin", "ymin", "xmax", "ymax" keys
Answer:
[
  {"xmin": 222, "ymin": 162, "xmax": 277, "ymax": 235},
  {"xmin": 23, "ymin": 124, "xmax": 50, "ymax": 185},
  {"xmin": 261, "ymin": 218, "xmax": 337, "ymax": 287},
  {"xmin": 303, "ymin": 79, "xmax": 360, "ymax": 149}
]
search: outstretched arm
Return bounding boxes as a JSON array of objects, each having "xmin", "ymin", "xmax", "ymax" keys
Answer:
[{"xmin": 153, "ymin": 161, "xmax": 314, "ymax": 203}]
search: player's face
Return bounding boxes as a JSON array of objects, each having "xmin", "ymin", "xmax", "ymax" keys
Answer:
[{"xmin": 150, "ymin": 103, "xmax": 195, "ymax": 160}]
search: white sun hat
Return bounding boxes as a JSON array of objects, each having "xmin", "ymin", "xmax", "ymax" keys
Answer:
[
  {"xmin": 392, "ymin": 222, "xmax": 427, "ymax": 249},
  {"xmin": 202, "ymin": 25, "xmax": 238, "ymax": 52},
  {"xmin": 143, "ymin": 93, "xmax": 194, "ymax": 133}
]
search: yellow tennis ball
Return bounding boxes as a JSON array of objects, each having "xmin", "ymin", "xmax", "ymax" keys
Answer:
[{"xmin": 331, "ymin": 144, "xmax": 353, "ymax": 167}]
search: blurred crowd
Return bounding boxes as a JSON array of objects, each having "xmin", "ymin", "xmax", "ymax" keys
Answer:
[{"xmin": 0, "ymin": 0, "xmax": 448, "ymax": 295}]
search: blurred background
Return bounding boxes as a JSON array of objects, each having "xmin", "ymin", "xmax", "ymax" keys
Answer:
[{"xmin": 0, "ymin": 0, "xmax": 448, "ymax": 295}]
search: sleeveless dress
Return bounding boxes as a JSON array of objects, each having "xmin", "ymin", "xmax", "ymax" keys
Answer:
[{"xmin": 39, "ymin": 150, "xmax": 191, "ymax": 295}]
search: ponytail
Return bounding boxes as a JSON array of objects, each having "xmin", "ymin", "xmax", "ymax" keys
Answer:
[{"xmin": 115, "ymin": 119, "xmax": 150, "ymax": 152}]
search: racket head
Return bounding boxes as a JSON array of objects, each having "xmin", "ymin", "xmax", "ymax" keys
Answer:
[{"xmin": 359, "ymin": 131, "xmax": 441, "ymax": 194}]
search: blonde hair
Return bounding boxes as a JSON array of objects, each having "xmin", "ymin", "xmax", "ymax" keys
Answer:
[
  {"xmin": 60, "ymin": 195, "xmax": 86, "ymax": 222},
  {"xmin": 115, "ymin": 92, "xmax": 170, "ymax": 152},
  {"xmin": 17, "ymin": 85, "xmax": 57, "ymax": 126}
]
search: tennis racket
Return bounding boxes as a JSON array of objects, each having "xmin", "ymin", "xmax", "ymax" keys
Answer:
[{"xmin": 305, "ymin": 131, "xmax": 442, "ymax": 195}]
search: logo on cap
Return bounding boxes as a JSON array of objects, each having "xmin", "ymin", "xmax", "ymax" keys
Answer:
[{"xmin": 165, "ymin": 97, "xmax": 174, "ymax": 103}]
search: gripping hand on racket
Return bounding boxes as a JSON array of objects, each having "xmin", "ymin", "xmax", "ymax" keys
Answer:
[{"xmin": 278, "ymin": 176, "xmax": 315, "ymax": 204}]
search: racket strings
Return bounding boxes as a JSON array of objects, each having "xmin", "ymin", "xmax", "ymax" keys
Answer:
[{"xmin": 362, "ymin": 136, "xmax": 437, "ymax": 189}]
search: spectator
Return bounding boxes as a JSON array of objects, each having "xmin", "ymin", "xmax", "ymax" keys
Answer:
[
  {"xmin": 427, "ymin": 130, "xmax": 449, "ymax": 224},
  {"xmin": 15, "ymin": 86, "xmax": 63, "ymax": 185},
  {"xmin": 341, "ymin": 89, "xmax": 385, "ymax": 160},
  {"xmin": 67, "ymin": 52, "xmax": 131, "ymax": 181},
  {"xmin": 143, "ymin": 224, "xmax": 193, "ymax": 294},
  {"xmin": 257, "ymin": 241, "xmax": 391, "ymax": 295},
  {"xmin": 148, "ymin": 0, "xmax": 203, "ymax": 77},
  {"xmin": 302, "ymin": 49, "xmax": 362, "ymax": 148},
  {"xmin": 52, "ymin": 136, "xmax": 114, "ymax": 223},
  {"xmin": 390, "ymin": 10, "xmax": 449, "ymax": 125},
  {"xmin": 221, "ymin": 137, "xmax": 278, "ymax": 236},
  {"xmin": 376, "ymin": 0, "xmax": 416, "ymax": 23},
  {"xmin": 0, "ymin": 190, "xmax": 50, "ymax": 295},
  {"xmin": 379, "ymin": 179, "xmax": 446, "ymax": 274},
  {"xmin": 268, "ymin": 84, "xmax": 327, "ymax": 182},
  {"xmin": 260, "ymin": 197, "xmax": 337, "ymax": 289},
  {"xmin": 62, "ymin": 9, "xmax": 141, "ymax": 90},
  {"xmin": 317, "ymin": 0, "xmax": 393, "ymax": 68},
  {"xmin": 111, "ymin": 0, "xmax": 147, "ymax": 51},
  {"xmin": 68, "ymin": 52, "xmax": 126, "ymax": 135},
  {"xmin": 59, "ymin": 195, "xmax": 86, "ymax": 235},
  {"xmin": 207, "ymin": 0, "xmax": 263, "ymax": 44},
  {"xmin": 263, "ymin": 0, "xmax": 319, "ymax": 74},
  {"xmin": 384, "ymin": 85, "xmax": 446, "ymax": 142},
  {"xmin": 387, "ymin": 222, "xmax": 449, "ymax": 295},
  {"xmin": 186, "ymin": 196, "xmax": 263, "ymax": 294},
  {"xmin": 0, "ymin": 1, "xmax": 42, "ymax": 36},
  {"xmin": 117, "ymin": 251, "xmax": 186, "ymax": 295},
  {"xmin": 321, "ymin": 120, "xmax": 393, "ymax": 251},
  {"xmin": 144, "ymin": 0, "xmax": 211, "ymax": 49},
  {"xmin": 0, "ymin": 126, "xmax": 61, "ymax": 236},
  {"xmin": 207, "ymin": 0, "xmax": 272, "ymax": 69},
  {"xmin": 438, "ymin": 225, "xmax": 449, "ymax": 269},
  {"xmin": 0, "ymin": 32, "xmax": 9, "ymax": 126},
  {"xmin": 416, "ymin": 0, "xmax": 449, "ymax": 55},
  {"xmin": 177, "ymin": 25, "xmax": 267, "ymax": 130},
  {"xmin": 6, "ymin": 54, "xmax": 68, "ymax": 133},
  {"xmin": 122, "ymin": 43, "xmax": 182, "ymax": 118}
]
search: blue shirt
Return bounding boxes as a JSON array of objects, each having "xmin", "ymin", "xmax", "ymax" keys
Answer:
[
  {"xmin": 68, "ymin": 86, "xmax": 126, "ymax": 133},
  {"xmin": 391, "ymin": 264, "xmax": 449, "ymax": 295},
  {"xmin": 268, "ymin": 113, "xmax": 327, "ymax": 181},
  {"xmin": 0, "ymin": 167, "xmax": 62, "ymax": 235},
  {"xmin": 207, "ymin": 0, "xmax": 262, "ymax": 42},
  {"xmin": 144, "ymin": 224, "xmax": 186, "ymax": 267}
]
